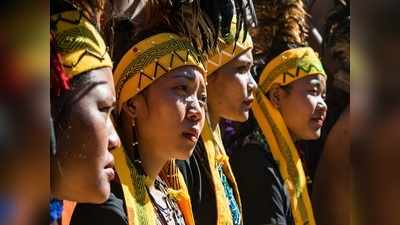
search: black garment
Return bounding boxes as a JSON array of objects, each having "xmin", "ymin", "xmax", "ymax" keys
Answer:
[
  {"xmin": 70, "ymin": 181, "xmax": 128, "ymax": 225},
  {"xmin": 176, "ymin": 139, "xmax": 217, "ymax": 225},
  {"xmin": 229, "ymin": 137, "xmax": 294, "ymax": 225}
]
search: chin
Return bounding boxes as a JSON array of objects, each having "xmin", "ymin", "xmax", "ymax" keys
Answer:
[
  {"xmin": 175, "ymin": 150, "xmax": 194, "ymax": 160},
  {"xmin": 175, "ymin": 144, "xmax": 196, "ymax": 160},
  {"xmin": 228, "ymin": 111, "xmax": 249, "ymax": 122},
  {"xmin": 306, "ymin": 130, "xmax": 321, "ymax": 140},
  {"xmin": 78, "ymin": 188, "xmax": 109, "ymax": 204},
  {"xmin": 88, "ymin": 178, "xmax": 111, "ymax": 203}
]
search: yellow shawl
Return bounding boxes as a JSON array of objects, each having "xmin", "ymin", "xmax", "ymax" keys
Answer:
[
  {"xmin": 201, "ymin": 121, "xmax": 243, "ymax": 225},
  {"xmin": 199, "ymin": 21, "xmax": 252, "ymax": 225},
  {"xmin": 252, "ymin": 47, "xmax": 326, "ymax": 225},
  {"xmin": 113, "ymin": 32, "xmax": 206, "ymax": 225}
]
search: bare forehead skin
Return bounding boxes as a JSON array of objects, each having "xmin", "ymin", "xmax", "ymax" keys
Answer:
[
  {"xmin": 165, "ymin": 65, "xmax": 205, "ymax": 82},
  {"xmin": 303, "ymin": 74, "xmax": 327, "ymax": 92}
]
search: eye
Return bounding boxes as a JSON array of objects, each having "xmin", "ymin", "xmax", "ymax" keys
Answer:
[
  {"xmin": 98, "ymin": 98, "xmax": 116, "ymax": 115},
  {"xmin": 174, "ymin": 85, "xmax": 188, "ymax": 95},
  {"xmin": 308, "ymin": 88, "xmax": 319, "ymax": 96},
  {"xmin": 99, "ymin": 104, "xmax": 115, "ymax": 115},
  {"xmin": 322, "ymin": 93, "xmax": 327, "ymax": 100},
  {"xmin": 237, "ymin": 65, "xmax": 249, "ymax": 74},
  {"xmin": 198, "ymin": 94, "xmax": 207, "ymax": 107},
  {"xmin": 308, "ymin": 90, "xmax": 317, "ymax": 95}
]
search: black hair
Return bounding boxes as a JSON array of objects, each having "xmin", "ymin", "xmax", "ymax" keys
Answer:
[{"xmin": 200, "ymin": 0, "xmax": 257, "ymax": 44}]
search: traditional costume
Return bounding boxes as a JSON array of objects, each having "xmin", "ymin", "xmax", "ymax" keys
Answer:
[
  {"xmin": 177, "ymin": 12, "xmax": 255, "ymax": 224},
  {"xmin": 69, "ymin": 1, "xmax": 218, "ymax": 224},
  {"xmin": 227, "ymin": 1, "xmax": 324, "ymax": 225},
  {"xmin": 50, "ymin": 1, "xmax": 113, "ymax": 224},
  {"xmin": 251, "ymin": 47, "xmax": 326, "ymax": 225},
  {"xmin": 112, "ymin": 33, "xmax": 206, "ymax": 225}
]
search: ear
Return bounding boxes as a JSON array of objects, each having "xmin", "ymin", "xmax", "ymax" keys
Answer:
[
  {"xmin": 268, "ymin": 84, "xmax": 282, "ymax": 109},
  {"xmin": 121, "ymin": 98, "xmax": 137, "ymax": 121}
]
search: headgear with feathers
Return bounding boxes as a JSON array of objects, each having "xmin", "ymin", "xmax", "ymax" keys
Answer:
[{"xmin": 251, "ymin": 0, "xmax": 309, "ymax": 75}]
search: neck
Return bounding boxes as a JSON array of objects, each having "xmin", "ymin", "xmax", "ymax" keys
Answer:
[
  {"xmin": 289, "ymin": 130, "xmax": 300, "ymax": 143},
  {"xmin": 120, "ymin": 114, "xmax": 167, "ymax": 185},
  {"xmin": 137, "ymin": 143, "xmax": 167, "ymax": 185}
]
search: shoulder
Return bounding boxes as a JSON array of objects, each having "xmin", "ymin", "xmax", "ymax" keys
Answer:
[{"xmin": 70, "ymin": 183, "xmax": 128, "ymax": 225}]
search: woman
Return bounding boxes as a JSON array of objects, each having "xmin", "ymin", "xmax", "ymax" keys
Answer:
[
  {"xmin": 70, "ymin": 29, "xmax": 208, "ymax": 224},
  {"xmin": 176, "ymin": 18, "xmax": 257, "ymax": 224},
  {"xmin": 230, "ymin": 47, "xmax": 327, "ymax": 225},
  {"xmin": 227, "ymin": 1, "xmax": 323, "ymax": 224},
  {"xmin": 50, "ymin": 2, "xmax": 122, "ymax": 224}
]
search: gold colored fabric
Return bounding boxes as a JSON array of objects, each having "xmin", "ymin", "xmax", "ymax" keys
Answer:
[
  {"xmin": 206, "ymin": 22, "xmax": 253, "ymax": 75},
  {"xmin": 113, "ymin": 33, "xmax": 206, "ymax": 113},
  {"xmin": 252, "ymin": 47, "xmax": 326, "ymax": 225},
  {"xmin": 113, "ymin": 147, "xmax": 195, "ymax": 225},
  {"xmin": 51, "ymin": 10, "xmax": 112, "ymax": 78},
  {"xmin": 201, "ymin": 121, "xmax": 243, "ymax": 225}
]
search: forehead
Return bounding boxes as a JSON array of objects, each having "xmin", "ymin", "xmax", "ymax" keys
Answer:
[
  {"xmin": 88, "ymin": 67, "xmax": 114, "ymax": 83},
  {"xmin": 155, "ymin": 65, "xmax": 205, "ymax": 84},
  {"xmin": 293, "ymin": 74, "xmax": 327, "ymax": 87}
]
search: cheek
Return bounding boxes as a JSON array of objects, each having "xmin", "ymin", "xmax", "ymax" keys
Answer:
[
  {"xmin": 71, "ymin": 105, "xmax": 108, "ymax": 158},
  {"xmin": 220, "ymin": 74, "xmax": 246, "ymax": 105},
  {"xmin": 148, "ymin": 92, "xmax": 186, "ymax": 126},
  {"xmin": 280, "ymin": 94, "xmax": 310, "ymax": 123}
]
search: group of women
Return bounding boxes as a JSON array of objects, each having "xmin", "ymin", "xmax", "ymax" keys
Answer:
[{"xmin": 50, "ymin": 0, "xmax": 349, "ymax": 225}]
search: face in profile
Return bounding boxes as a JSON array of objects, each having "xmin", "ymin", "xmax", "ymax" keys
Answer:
[
  {"xmin": 207, "ymin": 49, "xmax": 257, "ymax": 122},
  {"xmin": 127, "ymin": 66, "xmax": 207, "ymax": 161},
  {"xmin": 270, "ymin": 74, "xmax": 328, "ymax": 141},
  {"xmin": 52, "ymin": 67, "xmax": 121, "ymax": 203}
]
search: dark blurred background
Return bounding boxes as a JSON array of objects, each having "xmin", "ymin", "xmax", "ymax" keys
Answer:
[
  {"xmin": 351, "ymin": 1, "xmax": 400, "ymax": 225},
  {"xmin": 0, "ymin": 1, "xmax": 49, "ymax": 225}
]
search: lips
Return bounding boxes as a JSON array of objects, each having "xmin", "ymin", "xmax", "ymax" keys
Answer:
[
  {"xmin": 182, "ymin": 128, "xmax": 200, "ymax": 143},
  {"xmin": 311, "ymin": 116, "xmax": 325, "ymax": 128},
  {"xmin": 243, "ymin": 97, "xmax": 254, "ymax": 109},
  {"xmin": 104, "ymin": 158, "xmax": 115, "ymax": 181}
]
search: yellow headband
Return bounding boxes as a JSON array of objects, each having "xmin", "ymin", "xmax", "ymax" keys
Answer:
[
  {"xmin": 113, "ymin": 33, "xmax": 206, "ymax": 113},
  {"xmin": 259, "ymin": 47, "xmax": 326, "ymax": 92},
  {"xmin": 251, "ymin": 47, "xmax": 326, "ymax": 225},
  {"xmin": 206, "ymin": 22, "xmax": 253, "ymax": 75},
  {"xmin": 51, "ymin": 10, "xmax": 113, "ymax": 78}
]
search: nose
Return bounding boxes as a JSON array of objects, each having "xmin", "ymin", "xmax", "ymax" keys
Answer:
[
  {"xmin": 316, "ymin": 97, "xmax": 328, "ymax": 114},
  {"xmin": 247, "ymin": 74, "xmax": 257, "ymax": 94},
  {"xmin": 186, "ymin": 97, "xmax": 204, "ymax": 123},
  {"xmin": 107, "ymin": 119, "xmax": 121, "ymax": 151}
]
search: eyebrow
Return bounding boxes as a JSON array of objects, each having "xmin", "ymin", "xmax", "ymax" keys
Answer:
[{"xmin": 310, "ymin": 79, "xmax": 327, "ymax": 91}]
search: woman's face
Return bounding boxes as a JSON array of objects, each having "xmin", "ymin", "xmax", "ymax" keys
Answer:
[
  {"xmin": 274, "ymin": 74, "xmax": 328, "ymax": 141},
  {"xmin": 207, "ymin": 49, "xmax": 257, "ymax": 122},
  {"xmin": 133, "ymin": 66, "xmax": 207, "ymax": 160},
  {"xmin": 53, "ymin": 67, "xmax": 121, "ymax": 203}
]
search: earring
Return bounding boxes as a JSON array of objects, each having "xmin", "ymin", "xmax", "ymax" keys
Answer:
[{"xmin": 131, "ymin": 118, "xmax": 138, "ymax": 147}]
